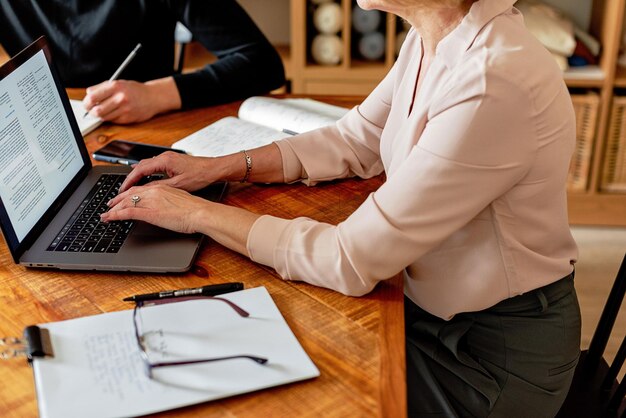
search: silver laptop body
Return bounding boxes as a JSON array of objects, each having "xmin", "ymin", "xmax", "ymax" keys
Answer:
[{"xmin": 0, "ymin": 37, "xmax": 223, "ymax": 272}]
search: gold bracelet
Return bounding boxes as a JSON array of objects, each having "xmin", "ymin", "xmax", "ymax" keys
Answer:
[{"xmin": 240, "ymin": 150, "xmax": 252, "ymax": 183}]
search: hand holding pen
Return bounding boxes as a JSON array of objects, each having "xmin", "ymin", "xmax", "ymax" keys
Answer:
[
  {"xmin": 82, "ymin": 41, "xmax": 182, "ymax": 125},
  {"xmin": 83, "ymin": 43, "xmax": 142, "ymax": 118}
]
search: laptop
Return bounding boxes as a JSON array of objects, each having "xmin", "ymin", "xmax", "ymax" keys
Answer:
[{"xmin": 0, "ymin": 37, "xmax": 226, "ymax": 272}]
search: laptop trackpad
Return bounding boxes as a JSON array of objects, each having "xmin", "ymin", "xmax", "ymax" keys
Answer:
[{"xmin": 131, "ymin": 222, "xmax": 184, "ymax": 238}]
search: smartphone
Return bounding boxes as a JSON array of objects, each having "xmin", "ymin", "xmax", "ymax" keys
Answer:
[{"xmin": 92, "ymin": 140, "xmax": 186, "ymax": 165}]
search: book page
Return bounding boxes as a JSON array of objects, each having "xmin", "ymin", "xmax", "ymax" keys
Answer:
[
  {"xmin": 238, "ymin": 96, "xmax": 349, "ymax": 134},
  {"xmin": 171, "ymin": 116, "xmax": 289, "ymax": 157},
  {"xmin": 32, "ymin": 287, "xmax": 319, "ymax": 418},
  {"xmin": 69, "ymin": 100, "xmax": 103, "ymax": 136},
  {"xmin": 283, "ymin": 98, "xmax": 351, "ymax": 120}
]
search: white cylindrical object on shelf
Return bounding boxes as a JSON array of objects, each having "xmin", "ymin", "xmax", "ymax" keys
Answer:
[
  {"xmin": 352, "ymin": 6, "xmax": 382, "ymax": 34},
  {"xmin": 313, "ymin": 2, "xmax": 343, "ymax": 34},
  {"xmin": 311, "ymin": 34, "xmax": 343, "ymax": 65},
  {"xmin": 358, "ymin": 32, "xmax": 385, "ymax": 61}
]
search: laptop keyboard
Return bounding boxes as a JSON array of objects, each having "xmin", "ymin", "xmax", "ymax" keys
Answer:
[{"xmin": 47, "ymin": 174, "xmax": 133, "ymax": 253}]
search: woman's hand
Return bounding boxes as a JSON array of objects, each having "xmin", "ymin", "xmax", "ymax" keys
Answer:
[
  {"xmin": 83, "ymin": 77, "xmax": 181, "ymax": 124},
  {"xmin": 119, "ymin": 151, "xmax": 217, "ymax": 193},
  {"xmin": 102, "ymin": 182, "xmax": 260, "ymax": 256},
  {"xmin": 102, "ymin": 183, "xmax": 210, "ymax": 234},
  {"xmin": 120, "ymin": 140, "xmax": 286, "ymax": 194}
]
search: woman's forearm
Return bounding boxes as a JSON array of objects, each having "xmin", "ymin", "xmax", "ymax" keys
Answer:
[
  {"xmin": 213, "ymin": 142, "xmax": 285, "ymax": 184},
  {"xmin": 192, "ymin": 143, "xmax": 285, "ymax": 256},
  {"xmin": 193, "ymin": 202, "xmax": 261, "ymax": 257}
]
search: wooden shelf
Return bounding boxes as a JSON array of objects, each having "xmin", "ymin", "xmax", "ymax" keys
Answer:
[
  {"xmin": 275, "ymin": 44, "xmax": 292, "ymax": 79},
  {"xmin": 613, "ymin": 65, "xmax": 626, "ymax": 88},
  {"xmin": 290, "ymin": 0, "xmax": 394, "ymax": 95},
  {"xmin": 286, "ymin": 0, "xmax": 626, "ymax": 226},
  {"xmin": 568, "ymin": 193, "xmax": 626, "ymax": 226},
  {"xmin": 349, "ymin": 59, "xmax": 388, "ymax": 69},
  {"xmin": 300, "ymin": 64, "xmax": 387, "ymax": 79},
  {"xmin": 564, "ymin": 65, "xmax": 605, "ymax": 88}
]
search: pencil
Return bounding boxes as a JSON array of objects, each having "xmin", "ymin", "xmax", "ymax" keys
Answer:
[
  {"xmin": 108, "ymin": 43, "xmax": 142, "ymax": 81},
  {"xmin": 83, "ymin": 43, "xmax": 142, "ymax": 117}
]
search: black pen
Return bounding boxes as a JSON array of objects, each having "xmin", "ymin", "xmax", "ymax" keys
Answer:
[{"xmin": 123, "ymin": 282, "xmax": 244, "ymax": 302}]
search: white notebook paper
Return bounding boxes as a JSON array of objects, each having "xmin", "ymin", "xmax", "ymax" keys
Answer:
[
  {"xmin": 69, "ymin": 99, "xmax": 103, "ymax": 136},
  {"xmin": 32, "ymin": 286, "xmax": 319, "ymax": 418},
  {"xmin": 172, "ymin": 96, "xmax": 350, "ymax": 157}
]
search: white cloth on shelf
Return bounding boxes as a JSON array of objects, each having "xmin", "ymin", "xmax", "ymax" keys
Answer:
[
  {"xmin": 551, "ymin": 51, "xmax": 569, "ymax": 71},
  {"xmin": 515, "ymin": 0, "xmax": 576, "ymax": 58}
]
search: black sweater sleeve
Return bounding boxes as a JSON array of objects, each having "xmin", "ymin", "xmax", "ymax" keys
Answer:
[{"xmin": 171, "ymin": 0, "xmax": 286, "ymax": 109}]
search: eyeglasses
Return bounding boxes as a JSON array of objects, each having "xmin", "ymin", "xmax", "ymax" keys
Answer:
[{"xmin": 132, "ymin": 296, "xmax": 268, "ymax": 380}]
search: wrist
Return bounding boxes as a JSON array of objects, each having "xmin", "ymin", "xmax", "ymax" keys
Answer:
[
  {"xmin": 145, "ymin": 77, "xmax": 182, "ymax": 114},
  {"xmin": 240, "ymin": 150, "xmax": 252, "ymax": 183},
  {"xmin": 190, "ymin": 200, "xmax": 217, "ymax": 235},
  {"xmin": 191, "ymin": 201, "xmax": 259, "ymax": 256},
  {"xmin": 212, "ymin": 152, "xmax": 251, "ymax": 182}
]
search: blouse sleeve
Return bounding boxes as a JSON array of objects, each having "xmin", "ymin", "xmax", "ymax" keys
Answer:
[
  {"xmin": 172, "ymin": 0, "xmax": 286, "ymax": 109},
  {"xmin": 274, "ymin": 58, "xmax": 399, "ymax": 184},
  {"xmin": 247, "ymin": 64, "xmax": 541, "ymax": 296}
]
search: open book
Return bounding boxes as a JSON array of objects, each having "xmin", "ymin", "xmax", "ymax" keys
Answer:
[
  {"xmin": 172, "ymin": 96, "xmax": 350, "ymax": 157},
  {"xmin": 70, "ymin": 99, "xmax": 103, "ymax": 136},
  {"xmin": 31, "ymin": 286, "xmax": 319, "ymax": 418}
]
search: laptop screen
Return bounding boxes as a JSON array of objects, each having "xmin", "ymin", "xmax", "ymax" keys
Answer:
[{"xmin": 0, "ymin": 37, "xmax": 90, "ymax": 260}]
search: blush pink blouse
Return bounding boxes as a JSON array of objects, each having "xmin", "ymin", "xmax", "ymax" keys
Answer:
[{"xmin": 246, "ymin": 0, "xmax": 578, "ymax": 319}]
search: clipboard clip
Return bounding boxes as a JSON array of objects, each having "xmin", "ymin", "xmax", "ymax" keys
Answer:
[{"xmin": 0, "ymin": 326, "xmax": 54, "ymax": 362}]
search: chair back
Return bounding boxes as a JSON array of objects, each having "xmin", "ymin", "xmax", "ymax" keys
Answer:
[
  {"xmin": 556, "ymin": 253, "xmax": 626, "ymax": 418},
  {"xmin": 174, "ymin": 22, "xmax": 193, "ymax": 74}
]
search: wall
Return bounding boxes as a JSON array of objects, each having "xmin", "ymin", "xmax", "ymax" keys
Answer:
[{"xmin": 238, "ymin": 0, "xmax": 290, "ymax": 45}]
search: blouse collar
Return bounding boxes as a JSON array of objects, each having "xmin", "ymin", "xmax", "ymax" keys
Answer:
[{"xmin": 435, "ymin": 0, "xmax": 518, "ymax": 68}]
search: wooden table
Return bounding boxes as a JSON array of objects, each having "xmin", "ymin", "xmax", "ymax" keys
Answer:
[{"xmin": 0, "ymin": 94, "xmax": 406, "ymax": 417}]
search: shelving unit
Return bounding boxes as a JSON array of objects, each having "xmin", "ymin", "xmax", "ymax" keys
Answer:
[
  {"xmin": 290, "ymin": 0, "xmax": 396, "ymax": 94},
  {"xmin": 289, "ymin": 0, "xmax": 626, "ymax": 226},
  {"xmin": 565, "ymin": 0, "xmax": 626, "ymax": 226}
]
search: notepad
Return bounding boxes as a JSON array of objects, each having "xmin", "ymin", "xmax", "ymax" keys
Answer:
[
  {"xmin": 31, "ymin": 286, "xmax": 319, "ymax": 418},
  {"xmin": 69, "ymin": 99, "xmax": 103, "ymax": 136},
  {"xmin": 171, "ymin": 96, "xmax": 350, "ymax": 157}
]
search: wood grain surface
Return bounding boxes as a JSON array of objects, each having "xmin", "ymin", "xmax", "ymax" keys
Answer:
[{"xmin": 0, "ymin": 93, "xmax": 406, "ymax": 418}]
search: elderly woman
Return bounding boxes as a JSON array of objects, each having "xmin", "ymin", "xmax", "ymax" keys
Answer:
[{"xmin": 103, "ymin": 0, "xmax": 581, "ymax": 416}]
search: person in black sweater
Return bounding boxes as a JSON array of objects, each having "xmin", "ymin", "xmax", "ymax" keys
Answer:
[{"xmin": 0, "ymin": 0, "xmax": 286, "ymax": 124}]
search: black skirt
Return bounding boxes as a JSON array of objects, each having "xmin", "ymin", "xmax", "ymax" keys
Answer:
[{"xmin": 405, "ymin": 274, "xmax": 581, "ymax": 418}]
